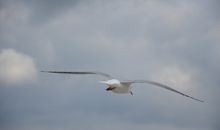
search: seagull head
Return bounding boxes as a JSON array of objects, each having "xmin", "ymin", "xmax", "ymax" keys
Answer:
[
  {"xmin": 99, "ymin": 79, "xmax": 119, "ymax": 91},
  {"xmin": 99, "ymin": 79, "xmax": 133, "ymax": 95}
]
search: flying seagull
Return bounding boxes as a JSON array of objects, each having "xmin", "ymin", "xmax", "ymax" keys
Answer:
[{"xmin": 41, "ymin": 70, "xmax": 204, "ymax": 102}]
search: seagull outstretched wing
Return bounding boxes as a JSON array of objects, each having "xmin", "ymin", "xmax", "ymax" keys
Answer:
[
  {"xmin": 41, "ymin": 71, "xmax": 112, "ymax": 79},
  {"xmin": 121, "ymin": 80, "xmax": 204, "ymax": 102}
]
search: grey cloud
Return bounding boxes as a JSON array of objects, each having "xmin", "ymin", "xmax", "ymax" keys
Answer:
[
  {"xmin": 26, "ymin": 0, "xmax": 80, "ymax": 24},
  {"xmin": 0, "ymin": 0, "xmax": 80, "ymax": 25}
]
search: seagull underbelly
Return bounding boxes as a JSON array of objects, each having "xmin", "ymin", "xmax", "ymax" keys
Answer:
[
  {"xmin": 112, "ymin": 85, "xmax": 130, "ymax": 94},
  {"xmin": 106, "ymin": 83, "xmax": 130, "ymax": 94},
  {"xmin": 112, "ymin": 87, "xmax": 129, "ymax": 94}
]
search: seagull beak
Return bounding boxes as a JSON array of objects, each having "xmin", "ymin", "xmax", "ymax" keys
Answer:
[
  {"xmin": 106, "ymin": 87, "xmax": 112, "ymax": 91},
  {"xmin": 106, "ymin": 86, "xmax": 116, "ymax": 91},
  {"xmin": 99, "ymin": 81, "xmax": 116, "ymax": 91}
]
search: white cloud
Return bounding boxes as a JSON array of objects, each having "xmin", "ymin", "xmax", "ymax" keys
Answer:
[
  {"xmin": 0, "ymin": 49, "xmax": 37, "ymax": 84},
  {"xmin": 151, "ymin": 65, "xmax": 192, "ymax": 91}
]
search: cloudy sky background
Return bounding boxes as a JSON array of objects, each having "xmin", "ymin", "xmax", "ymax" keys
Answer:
[{"xmin": 0, "ymin": 0, "xmax": 220, "ymax": 130}]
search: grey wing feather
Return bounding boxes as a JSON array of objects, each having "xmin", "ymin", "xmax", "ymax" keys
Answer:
[
  {"xmin": 121, "ymin": 80, "xmax": 204, "ymax": 102},
  {"xmin": 41, "ymin": 71, "xmax": 112, "ymax": 79}
]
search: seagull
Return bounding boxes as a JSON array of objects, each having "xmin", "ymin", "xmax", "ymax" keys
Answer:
[{"xmin": 41, "ymin": 70, "xmax": 204, "ymax": 102}]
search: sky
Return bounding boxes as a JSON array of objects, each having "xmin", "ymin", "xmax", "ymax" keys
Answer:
[{"xmin": 0, "ymin": 0, "xmax": 220, "ymax": 130}]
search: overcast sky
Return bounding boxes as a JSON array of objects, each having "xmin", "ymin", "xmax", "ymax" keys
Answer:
[{"xmin": 0, "ymin": 0, "xmax": 220, "ymax": 130}]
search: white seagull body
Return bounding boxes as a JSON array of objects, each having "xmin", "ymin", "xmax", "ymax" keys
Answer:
[{"xmin": 41, "ymin": 71, "xmax": 204, "ymax": 102}]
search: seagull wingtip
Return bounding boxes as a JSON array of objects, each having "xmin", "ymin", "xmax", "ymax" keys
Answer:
[{"xmin": 40, "ymin": 70, "xmax": 48, "ymax": 73}]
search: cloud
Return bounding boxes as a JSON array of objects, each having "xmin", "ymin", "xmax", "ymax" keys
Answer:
[
  {"xmin": 0, "ymin": 49, "xmax": 37, "ymax": 84},
  {"xmin": 151, "ymin": 65, "xmax": 193, "ymax": 91},
  {"xmin": 0, "ymin": 0, "xmax": 219, "ymax": 130}
]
